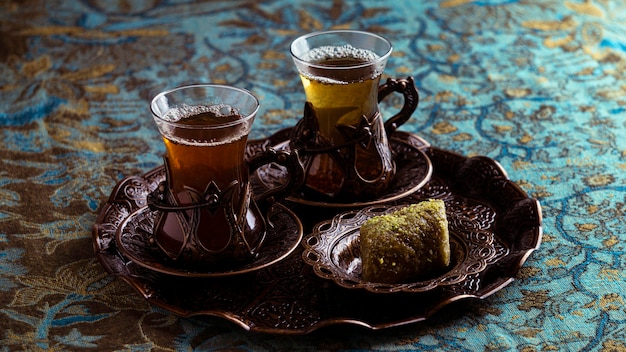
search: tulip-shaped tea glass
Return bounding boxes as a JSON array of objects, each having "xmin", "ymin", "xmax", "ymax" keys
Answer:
[
  {"xmin": 290, "ymin": 30, "xmax": 419, "ymax": 202},
  {"xmin": 148, "ymin": 84, "xmax": 302, "ymax": 269}
]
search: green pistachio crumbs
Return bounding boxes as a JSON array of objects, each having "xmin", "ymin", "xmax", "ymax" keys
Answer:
[{"xmin": 360, "ymin": 199, "xmax": 450, "ymax": 284}]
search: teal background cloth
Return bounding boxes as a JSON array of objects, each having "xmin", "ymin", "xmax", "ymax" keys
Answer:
[{"xmin": 1, "ymin": 0, "xmax": 625, "ymax": 350}]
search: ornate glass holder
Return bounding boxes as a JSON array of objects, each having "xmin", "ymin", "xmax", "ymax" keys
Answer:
[
  {"xmin": 146, "ymin": 148, "xmax": 303, "ymax": 270},
  {"xmin": 289, "ymin": 77, "xmax": 419, "ymax": 203}
]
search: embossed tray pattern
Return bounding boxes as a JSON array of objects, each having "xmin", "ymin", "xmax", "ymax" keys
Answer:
[{"xmin": 92, "ymin": 130, "xmax": 542, "ymax": 334}]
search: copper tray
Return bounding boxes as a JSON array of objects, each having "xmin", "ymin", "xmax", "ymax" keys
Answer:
[{"xmin": 92, "ymin": 130, "xmax": 542, "ymax": 334}]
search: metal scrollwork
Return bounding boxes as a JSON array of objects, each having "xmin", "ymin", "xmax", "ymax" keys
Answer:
[{"xmin": 289, "ymin": 77, "xmax": 420, "ymax": 202}]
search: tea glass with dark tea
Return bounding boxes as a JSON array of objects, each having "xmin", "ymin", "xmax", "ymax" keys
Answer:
[
  {"xmin": 290, "ymin": 30, "xmax": 419, "ymax": 202},
  {"xmin": 149, "ymin": 84, "xmax": 302, "ymax": 269}
]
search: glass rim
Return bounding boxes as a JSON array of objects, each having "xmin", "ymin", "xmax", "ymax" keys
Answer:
[
  {"xmin": 290, "ymin": 30, "xmax": 393, "ymax": 71},
  {"xmin": 150, "ymin": 84, "xmax": 259, "ymax": 130}
]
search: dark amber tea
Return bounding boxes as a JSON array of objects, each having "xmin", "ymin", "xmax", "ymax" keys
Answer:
[
  {"xmin": 154, "ymin": 106, "xmax": 262, "ymax": 261},
  {"xmin": 162, "ymin": 107, "xmax": 249, "ymax": 196},
  {"xmin": 150, "ymin": 85, "xmax": 263, "ymax": 268}
]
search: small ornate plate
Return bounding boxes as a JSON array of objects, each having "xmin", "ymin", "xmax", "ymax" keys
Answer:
[
  {"xmin": 302, "ymin": 204, "xmax": 508, "ymax": 293},
  {"xmin": 115, "ymin": 200, "xmax": 303, "ymax": 278},
  {"xmin": 253, "ymin": 132, "xmax": 433, "ymax": 208}
]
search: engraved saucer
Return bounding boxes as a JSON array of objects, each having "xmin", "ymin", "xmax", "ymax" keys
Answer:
[
  {"xmin": 302, "ymin": 203, "xmax": 508, "ymax": 293},
  {"xmin": 115, "ymin": 198, "xmax": 302, "ymax": 278},
  {"xmin": 250, "ymin": 129, "xmax": 433, "ymax": 208}
]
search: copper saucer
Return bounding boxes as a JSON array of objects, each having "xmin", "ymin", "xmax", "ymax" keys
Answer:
[
  {"xmin": 302, "ymin": 204, "xmax": 508, "ymax": 293},
  {"xmin": 115, "ymin": 203, "xmax": 302, "ymax": 278},
  {"xmin": 252, "ymin": 131, "xmax": 433, "ymax": 208},
  {"xmin": 92, "ymin": 131, "xmax": 542, "ymax": 334}
]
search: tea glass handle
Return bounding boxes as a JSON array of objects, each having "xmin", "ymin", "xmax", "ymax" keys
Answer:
[
  {"xmin": 378, "ymin": 76, "xmax": 419, "ymax": 137},
  {"xmin": 248, "ymin": 148, "xmax": 305, "ymax": 209}
]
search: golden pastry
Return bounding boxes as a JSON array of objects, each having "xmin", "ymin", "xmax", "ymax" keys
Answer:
[{"xmin": 360, "ymin": 200, "xmax": 451, "ymax": 283}]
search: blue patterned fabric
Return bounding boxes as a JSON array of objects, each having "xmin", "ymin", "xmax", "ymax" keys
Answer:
[{"xmin": 1, "ymin": 0, "xmax": 625, "ymax": 350}]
